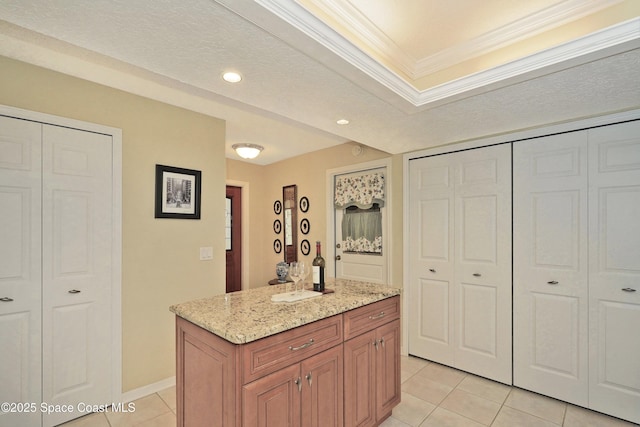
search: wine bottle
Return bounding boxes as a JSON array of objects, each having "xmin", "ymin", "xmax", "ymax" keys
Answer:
[{"xmin": 312, "ymin": 241, "xmax": 325, "ymax": 292}]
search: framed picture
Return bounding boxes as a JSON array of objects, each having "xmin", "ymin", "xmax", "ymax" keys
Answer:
[
  {"xmin": 301, "ymin": 239, "xmax": 310, "ymax": 256},
  {"xmin": 274, "ymin": 239, "xmax": 282, "ymax": 254},
  {"xmin": 300, "ymin": 218, "xmax": 310, "ymax": 235},
  {"xmin": 300, "ymin": 196, "xmax": 309, "ymax": 213},
  {"xmin": 274, "ymin": 200, "xmax": 282, "ymax": 215},
  {"xmin": 274, "ymin": 219, "xmax": 282, "ymax": 234},
  {"xmin": 155, "ymin": 164, "xmax": 201, "ymax": 219}
]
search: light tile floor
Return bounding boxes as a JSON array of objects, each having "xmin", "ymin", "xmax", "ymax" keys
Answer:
[{"xmin": 60, "ymin": 355, "xmax": 638, "ymax": 427}]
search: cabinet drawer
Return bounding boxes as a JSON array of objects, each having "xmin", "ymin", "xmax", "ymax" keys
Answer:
[
  {"xmin": 344, "ymin": 296, "xmax": 400, "ymax": 340},
  {"xmin": 242, "ymin": 314, "xmax": 343, "ymax": 384}
]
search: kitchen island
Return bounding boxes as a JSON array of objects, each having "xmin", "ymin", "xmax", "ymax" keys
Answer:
[{"xmin": 170, "ymin": 278, "xmax": 401, "ymax": 427}]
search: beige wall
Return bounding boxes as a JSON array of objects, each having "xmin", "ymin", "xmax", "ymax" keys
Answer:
[
  {"xmin": 0, "ymin": 56, "xmax": 227, "ymax": 392},
  {"xmin": 227, "ymin": 142, "xmax": 404, "ymax": 289}
]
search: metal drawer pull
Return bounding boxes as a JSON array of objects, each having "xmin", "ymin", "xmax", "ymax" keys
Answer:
[
  {"xmin": 373, "ymin": 340, "xmax": 379, "ymax": 350},
  {"xmin": 68, "ymin": 289, "xmax": 81, "ymax": 294},
  {"xmin": 368, "ymin": 312, "xmax": 385, "ymax": 320},
  {"xmin": 306, "ymin": 373, "xmax": 312, "ymax": 386},
  {"xmin": 1, "ymin": 297, "xmax": 14, "ymax": 302},
  {"xmin": 622, "ymin": 288, "xmax": 636, "ymax": 292},
  {"xmin": 429, "ymin": 269, "xmax": 436, "ymax": 273},
  {"xmin": 547, "ymin": 281, "xmax": 559, "ymax": 285},
  {"xmin": 295, "ymin": 377, "xmax": 302, "ymax": 392},
  {"xmin": 473, "ymin": 273, "xmax": 481, "ymax": 277},
  {"xmin": 380, "ymin": 337, "xmax": 385, "ymax": 348},
  {"xmin": 289, "ymin": 338, "xmax": 314, "ymax": 351}
]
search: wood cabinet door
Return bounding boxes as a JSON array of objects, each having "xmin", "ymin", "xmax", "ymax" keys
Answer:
[
  {"xmin": 300, "ymin": 345, "xmax": 343, "ymax": 427},
  {"xmin": 243, "ymin": 363, "xmax": 301, "ymax": 427},
  {"xmin": 344, "ymin": 330, "xmax": 376, "ymax": 427},
  {"xmin": 376, "ymin": 320, "xmax": 401, "ymax": 420}
]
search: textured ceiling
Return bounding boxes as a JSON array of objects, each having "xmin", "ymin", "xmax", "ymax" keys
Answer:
[{"xmin": 0, "ymin": 0, "xmax": 638, "ymax": 164}]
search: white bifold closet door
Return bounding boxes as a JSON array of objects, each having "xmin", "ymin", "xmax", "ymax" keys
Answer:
[
  {"xmin": 588, "ymin": 121, "xmax": 640, "ymax": 424},
  {"xmin": 0, "ymin": 116, "xmax": 113, "ymax": 427},
  {"xmin": 514, "ymin": 120, "xmax": 640, "ymax": 424},
  {"xmin": 513, "ymin": 131, "xmax": 590, "ymax": 406},
  {"xmin": 408, "ymin": 144, "xmax": 512, "ymax": 384}
]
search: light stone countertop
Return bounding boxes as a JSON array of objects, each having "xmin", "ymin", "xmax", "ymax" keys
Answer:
[{"xmin": 169, "ymin": 278, "xmax": 401, "ymax": 344}]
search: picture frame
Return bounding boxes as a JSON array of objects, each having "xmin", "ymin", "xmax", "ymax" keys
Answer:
[
  {"xmin": 274, "ymin": 200, "xmax": 282, "ymax": 215},
  {"xmin": 300, "ymin": 196, "xmax": 309, "ymax": 213},
  {"xmin": 274, "ymin": 219, "xmax": 282, "ymax": 234},
  {"xmin": 300, "ymin": 218, "xmax": 310, "ymax": 235},
  {"xmin": 301, "ymin": 239, "xmax": 310, "ymax": 256},
  {"xmin": 155, "ymin": 164, "xmax": 201, "ymax": 219},
  {"xmin": 274, "ymin": 239, "xmax": 282, "ymax": 254}
]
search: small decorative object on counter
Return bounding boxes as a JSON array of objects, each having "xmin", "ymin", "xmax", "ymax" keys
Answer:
[
  {"xmin": 276, "ymin": 261, "xmax": 289, "ymax": 283},
  {"xmin": 312, "ymin": 241, "xmax": 326, "ymax": 291}
]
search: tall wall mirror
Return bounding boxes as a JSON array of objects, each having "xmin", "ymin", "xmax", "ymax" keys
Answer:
[{"xmin": 283, "ymin": 184, "xmax": 298, "ymax": 263}]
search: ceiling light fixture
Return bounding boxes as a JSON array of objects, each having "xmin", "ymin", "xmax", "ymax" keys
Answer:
[
  {"xmin": 222, "ymin": 71, "xmax": 242, "ymax": 83},
  {"xmin": 337, "ymin": 119, "xmax": 349, "ymax": 125},
  {"xmin": 232, "ymin": 143, "xmax": 263, "ymax": 159}
]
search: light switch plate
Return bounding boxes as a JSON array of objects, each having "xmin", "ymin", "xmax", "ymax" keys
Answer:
[{"xmin": 199, "ymin": 246, "xmax": 213, "ymax": 261}]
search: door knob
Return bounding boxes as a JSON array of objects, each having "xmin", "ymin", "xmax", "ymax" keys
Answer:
[
  {"xmin": 336, "ymin": 243, "xmax": 341, "ymax": 248},
  {"xmin": 335, "ymin": 255, "xmax": 341, "ymax": 261}
]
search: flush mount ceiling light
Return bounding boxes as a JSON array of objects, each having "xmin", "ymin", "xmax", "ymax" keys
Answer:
[
  {"xmin": 232, "ymin": 143, "xmax": 263, "ymax": 159},
  {"xmin": 222, "ymin": 71, "xmax": 242, "ymax": 83},
  {"xmin": 337, "ymin": 119, "xmax": 350, "ymax": 125}
]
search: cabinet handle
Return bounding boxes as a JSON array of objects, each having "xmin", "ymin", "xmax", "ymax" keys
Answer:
[
  {"xmin": 429, "ymin": 269, "xmax": 436, "ymax": 273},
  {"xmin": 289, "ymin": 338, "xmax": 314, "ymax": 351},
  {"xmin": 473, "ymin": 273, "xmax": 481, "ymax": 277},
  {"xmin": 368, "ymin": 312, "xmax": 385, "ymax": 320},
  {"xmin": 547, "ymin": 281, "xmax": 559, "ymax": 285},
  {"xmin": 622, "ymin": 288, "xmax": 636, "ymax": 292},
  {"xmin": 0, "ymin": 297, "xmax": 14, "ymax": 302},
  {"xmin": 306, "ymin": 373, "xmax": 312, "ymax": 386},
  {"xmin": 373, "ymin": 340, "xmax": 379, "ymax": 350},
  {"xmin": 335, "ymin": 255, "xmax": 341, "ymax": 261},
  {"xmin": 294, "ymin": 377, "xmax": 302, "ymax": 392},
  {"xmin": 380, "ymin": 337, "xmax": 385, "ymax": 348},
  {"xmin": 68, "ymin": 289, "xmax": 81, "ymax": 294}
]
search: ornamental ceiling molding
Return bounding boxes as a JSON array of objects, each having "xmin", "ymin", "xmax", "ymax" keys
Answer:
[{"xmin": 254, "ymin": 0, "xmax": 638, "ymax": 108}]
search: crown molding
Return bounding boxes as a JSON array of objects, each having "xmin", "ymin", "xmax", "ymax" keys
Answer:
[{"xmin": 254, "ymin": 0, "xmax": 639, "ymax": 108}]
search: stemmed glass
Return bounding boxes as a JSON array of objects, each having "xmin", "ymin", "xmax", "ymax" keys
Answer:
[{"xmin": 289, "ymin": 261, "xmax": 308, "ymax": 294}]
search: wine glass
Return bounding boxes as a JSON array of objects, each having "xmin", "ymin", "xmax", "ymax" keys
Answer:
[
  {"xmin": 289, "ymin": 261, "xmax": 307, "ymax": 294},
  {"xmin": 296, "ymin": 261, "xmax": 308, "ymax": 293}
]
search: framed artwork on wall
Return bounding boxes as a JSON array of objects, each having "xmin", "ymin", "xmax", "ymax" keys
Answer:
[{"xmin": 155, "ymin": 164, "xmax": 201, "ymax": 219}]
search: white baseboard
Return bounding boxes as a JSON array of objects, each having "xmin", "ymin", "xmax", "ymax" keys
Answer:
[{"xmin": 120, "ymin": 376, "xmax": 176, "ymax": 404}]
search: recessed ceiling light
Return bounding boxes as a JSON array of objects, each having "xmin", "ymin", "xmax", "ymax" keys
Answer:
[
  {"xmin": 337, "ymin": 119, "xmax": 349, "ymax": 125},
  {"xmin": 222, "ymin": 72, "xmax": 242, "ymax": 83}
]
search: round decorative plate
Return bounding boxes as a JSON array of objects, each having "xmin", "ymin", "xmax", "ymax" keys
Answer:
[
  {"xmin": 300, "ymin": 196, "xmax": 309, "ymax": 213},
  {"xmin": 273, "ymin": 219, "xmax": 282, "ymax": 234},
  {"xmin": 300, "ymin": 218, "xmax": 310, "ymax": 235},
  {"xmin": 301, "ymin": 239, "xmax": 310, "ymax": 256},
  {"xmin": 274, "ymin": 200, "xmax": 282, "ymax": 215}
]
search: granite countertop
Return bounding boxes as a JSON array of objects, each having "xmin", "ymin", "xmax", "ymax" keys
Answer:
[{"xmin": 169, "ymin": 278, "xmax": 401, "ymax": 344}]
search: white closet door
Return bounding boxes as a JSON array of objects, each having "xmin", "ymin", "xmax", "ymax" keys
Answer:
[
  {"xmin": 588, "ymin": 120, "xmax": 640, "ymax": 424},
  {"xmin": 41, "ymin": 125, "xmax": 113, "ymax": 427},
  {"xmin": 454, "ymin": 144, "xmax": 512, "ymax": 384},
  {"xmin": 513, "ymin": 131, "xmax": 589, "ymax": 405},
  {"xmin": 409, "ymin": 144, "xmax": 512, "ymax": 384},
  {"xmin": 408, "ymin": 154, "xmax": 455, "ymax": 364},
  {"xmin": 0, "ymin": 116, "xmax": 42, "ymax": 427}
]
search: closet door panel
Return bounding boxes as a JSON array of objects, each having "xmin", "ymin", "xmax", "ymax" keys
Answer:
[
  {"xmin": 589, "ymin": 120, "xmax": 640, "ymax": 424},
  {"xmin": 513, "ymin": 132, "xmax": 589, "ymax": 405},
  {"xmin": 454, "ymin": 144, "xmax": 512, "ymax": 384},
  {"xmin": 408, "ymin": 156, "xmax": 454, "ymax": 363},
  {"xmin": 41, "ymin": 125, "xmax": 113, "ymax": 426},
  {"xmin": 0, "ymin": 116, "xmax": 42, "ymax": 427}
]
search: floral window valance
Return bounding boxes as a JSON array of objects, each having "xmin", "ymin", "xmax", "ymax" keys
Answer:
[{"xmin": 334, "ymin": 172, "xmax": 385, "ymax": 209}]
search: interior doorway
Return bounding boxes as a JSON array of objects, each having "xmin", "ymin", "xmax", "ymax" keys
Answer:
[{"xmin": 226, "ymin": 186, "xmax": 242, "ymax": 292}]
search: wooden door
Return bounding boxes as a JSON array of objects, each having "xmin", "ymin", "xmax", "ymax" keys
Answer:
[
  {"xmin": 0, "ymin": 116, "xmax": 42, "ymax": 427},
  {"xmin": 344, "ymin": 330, "xmax": 376, "ymax": 427},
  {"xmin": 300, "ymin": 345, "xmax": 343, "ymax": 427},
  {"xmin": 226, "ymin": 186, "xmax": 242, "ymax": 292},
  {"xmin": 376, "ymin": 320, "xmax": 401, "ymax": 420},
  {"xmin": 243, "ymin": 364, "xmax": 301, "ymax": 427},
  {"xmin": 588, "ymin": 120, "xmax": 640, "ymax": 424},
  {"xmin": 408, "ymin": 154, "xmax": 455, "ymax": 364},
  {"xmin": 513, "ymin": 132, "xmax": 589, "ymax": 405},
  {"xmin": 41, "ymin": 125, "xmax": 113, "ymax": 426}
]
